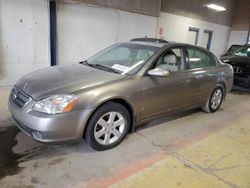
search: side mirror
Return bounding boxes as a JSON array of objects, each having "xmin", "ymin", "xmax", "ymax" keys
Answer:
[{"xmin": 147, "ymin": 67, "xmax": 170, "ymax": 77}]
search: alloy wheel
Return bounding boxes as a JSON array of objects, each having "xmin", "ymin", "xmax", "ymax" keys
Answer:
[
  {"xmin": 94, "ymin": 111, "xmax": 125, "ymax": 145},
  {"xmin": 210, "ymin": 89, "xmax": 223, "ymax": 110}
]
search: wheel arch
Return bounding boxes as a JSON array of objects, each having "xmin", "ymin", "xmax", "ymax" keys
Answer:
[
  {"xmin": 205, "ymin": 82, "xmax": 226, "ymax": 106},
  {"xmin": 217, "ymin": 81, "xmax": 226, "ymax": 99},
  {"xmin": 202, "ymin": 82, "xmax": 226, "ymax": 113},
  {"xmin": 82, "ymin": 97, "xmax": 136, "ymax": 138}
]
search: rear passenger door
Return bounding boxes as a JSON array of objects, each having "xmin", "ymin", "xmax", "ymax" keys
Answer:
[{"xmin": 183, "ymin": 47, "xmax": 218, "ymax": 104}]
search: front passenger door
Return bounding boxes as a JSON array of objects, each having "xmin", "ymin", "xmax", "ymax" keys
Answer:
[{"xmin": 140, "ymin": 47, "xmax": 194, "ymax": 121}]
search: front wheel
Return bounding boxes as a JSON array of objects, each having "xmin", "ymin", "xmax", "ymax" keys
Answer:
[
  {"xmin": 85, "ymin": 102, "xmax": 130, "ymax": 151},
  {"xmin": 202, "ymin": 86, "xmax": 224, "ymax": 113}
]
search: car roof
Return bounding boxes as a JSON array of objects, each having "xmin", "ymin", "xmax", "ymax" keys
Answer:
[
  {"xmin": 128, "ymin": 41, "xmax": 210, "ymax": 52},
  {"xmin": 230, "ymin": 44, "xmax": 250, "ymax": 47},
  {"xmin": 230, "ymin": 44, "xmax": 242, "ymax": 47},
  {"xmin": 129, "ymin": 41, "xmax": 167, "ymax": 47},
  {"xmin": 131, "ymin": 38, "xmax": 168, "ymax": 43}
]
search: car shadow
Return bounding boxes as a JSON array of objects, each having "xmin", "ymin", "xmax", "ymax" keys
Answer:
[
  {"xmin": 232, "ymin": 85, "xmax": 250, "ymax": 94},
  {"xmin": 135, "ymin": 109, "xmax": 200, "ymax": 132}
]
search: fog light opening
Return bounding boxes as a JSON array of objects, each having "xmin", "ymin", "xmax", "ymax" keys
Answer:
[{"xmin": 32, "ymin": 131, "xmax": 43, "ymax": 140}]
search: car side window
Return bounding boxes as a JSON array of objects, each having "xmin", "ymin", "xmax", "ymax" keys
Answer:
[
  {"xmin": 153, "ymin": 48, "xmax": 183, "ymax": 72},
  {"xmin": 187, "ymin": 48, "xmax": 215, "ymax": 69}
]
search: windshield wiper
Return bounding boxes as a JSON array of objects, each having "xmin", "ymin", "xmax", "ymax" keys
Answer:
[
  {"xmin": 79, "ymin": 61, "xmax": 120, "ymax": 74},
  {"xmin": 79, "ymin": 60, "xmax": 90, "ymax": 65},
  {"xmin": 90, "ymin": 64, "xmax": 121, "ymax": 74}
]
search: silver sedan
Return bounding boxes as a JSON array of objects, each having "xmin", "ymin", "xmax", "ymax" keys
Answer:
[{"xmin": 9, "ymin": 39, "xmax": 234, "ymax": 150}]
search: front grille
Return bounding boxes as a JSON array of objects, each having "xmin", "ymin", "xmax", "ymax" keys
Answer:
[
  {"xmin": 11, "ymin": 86, "xmax": 31, "ymax": 108},
  {"xmin": 233, "ymin": 66, "xmax": 243, "ymax": 74},
  {"xmin": 232, "ymin": 65, "xmax": 250, "ymax": 79}
]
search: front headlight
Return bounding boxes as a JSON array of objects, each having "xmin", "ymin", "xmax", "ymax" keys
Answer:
[{"xmin": 33, "ymin": 94, "xmax": 78, "ymax": 114}]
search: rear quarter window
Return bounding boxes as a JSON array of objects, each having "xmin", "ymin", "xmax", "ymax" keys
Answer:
[{"xmin": 187, "ymin": 48, "xmax": 215, "ymax": 69}]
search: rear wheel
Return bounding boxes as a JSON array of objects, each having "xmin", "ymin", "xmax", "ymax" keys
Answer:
[
  {"xmin": 202, "ymin": 86, "xmax": 224, "ymax": 113},
  {"xmin": 85, "ymin": 102, "xmax": 130, "ymax": 151}
]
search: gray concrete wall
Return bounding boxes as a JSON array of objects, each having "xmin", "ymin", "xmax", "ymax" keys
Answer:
[
  {"xmin": 157, "ymin": 12, "xmax": 231, "ymax": 57},
  {"xmin": 57, "ymin": 2, "xmax": 157, "ymax": 65},
  {"xmin": 0, "ymin": 0, "xmax": 50, "ymax": 86},
  {"xmin": 161, "ymin": 0, "xmax": 235, "ymax": 26},
  {"xmin": 68, "ymin": 0, "xmax": 162, "ymax": 17}
]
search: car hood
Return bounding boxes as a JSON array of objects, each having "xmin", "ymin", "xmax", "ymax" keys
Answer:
[
  {"xmin": 220, "ymin": 56, "xmax": 250, "ymax": 64},
  {"xmin": 16, "ymin": 64, "xmax": 126, "ymax": 100}
]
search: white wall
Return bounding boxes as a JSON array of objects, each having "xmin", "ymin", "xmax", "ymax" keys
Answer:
[
  {"xmin": 57, "ymin": 2, "xmax": 157, "ymax": 64},
  {"xmin": 0, "ymin": 0, "xmax": 50, "ymax": 86},
  {"xmin": 228, "ymin": 30, "xmax": 249, "ymax": 47},
  {"xmin": 1, "ymin": 1, "xmax": 234, "ymax": 87},
  {"xmin": 0, "ymin": 0, "xmax": 157, "ymax": 85},
  {"xmin": 157, "ymin": 12, "xmax": 231, "ymax": 57}
]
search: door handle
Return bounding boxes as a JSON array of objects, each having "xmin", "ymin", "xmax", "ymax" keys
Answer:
[
  {"xmin": 195, "ymin": 75, "xmax": 204, "ymax": 79},
  {"xmin": 181, "ymin": 79, "xmax": 191, "ymax": 86}
]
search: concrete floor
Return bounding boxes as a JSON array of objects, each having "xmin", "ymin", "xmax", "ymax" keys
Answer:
[{"xmin": 1, "ymin": 86, "xmax": 250, "ymax": 188}]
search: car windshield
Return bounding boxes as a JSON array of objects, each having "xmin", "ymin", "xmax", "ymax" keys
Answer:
[
  {"xmin": 227, "ymin": 45, "xmax": 241, "ymax": 55},
  {"xmin": 232, "ymin": 46, "xmax": 250, "ymax": 57},
  {"xmin": 86, "ymin": 43, "xmax": 159, "ymax": 75}
]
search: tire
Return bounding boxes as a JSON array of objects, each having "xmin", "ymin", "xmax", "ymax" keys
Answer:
[
  {"xmin": 85, "ymin": 102, "xmax": 130, "ymax": 151},
  {"xmin": 202, "ymin": 86, "xmax": 224, "ymax": 113}
]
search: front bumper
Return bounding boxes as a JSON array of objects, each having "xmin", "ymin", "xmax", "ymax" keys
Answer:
[{"xmin": 8, "ymin": 93, "xmax": 91, "ymax": 144}]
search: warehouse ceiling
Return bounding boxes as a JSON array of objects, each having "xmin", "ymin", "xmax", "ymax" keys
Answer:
[
  {"xmin": 60, "ymin": 0, "xmax": 162, "ymax": 17},
  {"xmin": 60, "ymin": 0, "xmax": 236, "ymax": 25}
]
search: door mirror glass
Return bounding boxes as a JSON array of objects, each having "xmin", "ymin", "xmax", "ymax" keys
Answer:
[{"xmin": 148, "ymin": 67, "xmax": 170, "ymax": 77}]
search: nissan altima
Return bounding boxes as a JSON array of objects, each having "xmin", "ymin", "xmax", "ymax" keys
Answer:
[{"xmin": 9, "ymin": 38, "xmax": 234, "ymax": 150}]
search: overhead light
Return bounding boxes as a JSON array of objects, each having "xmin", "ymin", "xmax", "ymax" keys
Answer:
[{"xmin": 205, "ymin": 3, "xmax": 226, "ymax": 11}]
